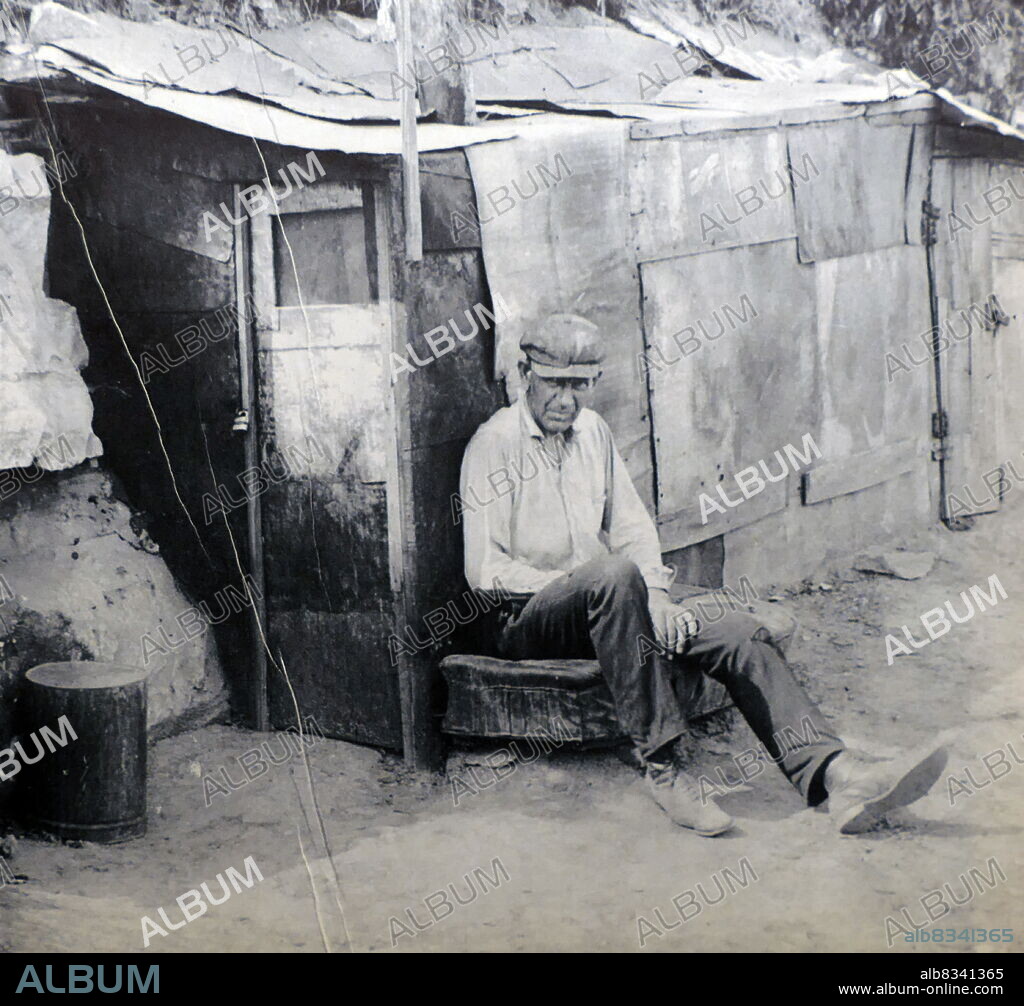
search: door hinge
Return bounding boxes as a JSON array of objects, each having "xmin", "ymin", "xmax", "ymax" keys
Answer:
[
  {"xmin": 931, "ymin": 410, "xmax": 949, "ymax": 440},
  {"xmin": 921, "ymin": 201, "xmax": 941, "ymax": 246},
  {"xmin": 987, "ymin": 293, "xmax": 1011, "ymax": 332}
]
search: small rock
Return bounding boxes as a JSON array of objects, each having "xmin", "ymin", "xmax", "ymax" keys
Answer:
[
  {"xmin": 853, "ymin": 550, "xmax": 936, "ymax": 580},
  {"xmin": 0, "ymin": 833, "xmax": 17, "ymax": 859},
  {"xmin": 543, "ymin": 768, "xmax": 572, "ymax": 790}
]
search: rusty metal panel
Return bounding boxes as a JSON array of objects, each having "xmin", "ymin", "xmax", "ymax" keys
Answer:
[
  {"xmin": 631, "ymin": 129, "xmax": 796, "ymax": 262},
  {"xmin": 74, "ymin": 148, "xmax": 234, "ymax": 262},
  {"xmin": 788, "ymin": 120, "xmax": 913, "ymax": 262},
  {"xmin": 404, "ymin": 250, "xmax": 504, "ymax": 451},
  {"xmin": 641, "ymin": 239, "xmax": 818, "ymax": 550}
]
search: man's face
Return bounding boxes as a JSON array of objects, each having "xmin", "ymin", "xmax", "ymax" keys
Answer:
[{"xmin": 521, "ymin": 363, "xmax": 599, "ymax": 435}]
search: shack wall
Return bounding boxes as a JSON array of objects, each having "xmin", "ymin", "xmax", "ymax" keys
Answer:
[{"xmin": 468, "ymin": 110, "xmax": 944, "ymax": 592}]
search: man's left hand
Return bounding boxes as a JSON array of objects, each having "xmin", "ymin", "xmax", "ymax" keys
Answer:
[{"xmin": 647, "ymin": 589, "xmax": 700, "ymax": 655}]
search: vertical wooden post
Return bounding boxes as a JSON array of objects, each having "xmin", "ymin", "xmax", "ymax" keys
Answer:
[
  {"xmin": 396, "ymin": 0, "xmax": 422, "ymax": 262},
  {"xmin": 234, "ymin": 199, "xmax": 269, "ymax": 730},
  {"xmin": 412, "ymin": 0, "xmax": 476, "ymax": 125}
]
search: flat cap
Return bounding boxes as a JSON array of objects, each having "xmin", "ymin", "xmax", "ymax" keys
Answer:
[{"xmin": 520, "ymin": 313, "xmax": 604, "ymax": 379}]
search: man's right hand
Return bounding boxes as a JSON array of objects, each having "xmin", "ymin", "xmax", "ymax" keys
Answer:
[{"xmin": 648, "ymin": 590, "xmax": 701, "ymax": 655}]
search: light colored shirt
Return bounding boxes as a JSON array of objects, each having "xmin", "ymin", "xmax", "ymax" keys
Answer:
[{"xmin": 460, "ymin": 399, "xmax": 675, "ymax": 594}]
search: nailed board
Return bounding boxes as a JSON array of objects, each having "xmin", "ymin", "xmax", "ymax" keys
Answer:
[
  {"xmin": 803, "ymin": 439, "xmax": 921, "ymax": 504},
  {"xmin": 266, "ymin": 610, "xmax": 402, "ymax": 749},
  {"xmin": 641, "ymin": 239, "xmax": 817, "ymax": 550},
  {"xmin": 788, "ymin": 119, "xmax": 913, "ymax": 263},
  {"xmin": 987, "ymin": 162, "xmax": 1024, "ymax": 258},
  {"xmin": 951, "ymin": 159, "xmax": 994, "ymax": 311},
  {"xmin": 260, "ymin": 315, "xmax": 390, "ymax": 485},
  {"xmin": 932, "ymin": 156, "xmax": 994, "ymax": 312},
  {"xmin": 630, "ymin": 129, "xmax": 796, "ymax": 262},
  {"xmin": 931, "ymin": 158, "xmax": 1002, "ymax": 516}
]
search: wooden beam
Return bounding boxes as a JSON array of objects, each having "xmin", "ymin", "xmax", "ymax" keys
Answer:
[{"xmin": 397, "ymin": 0, "xmax": 422, "ymax": 262}]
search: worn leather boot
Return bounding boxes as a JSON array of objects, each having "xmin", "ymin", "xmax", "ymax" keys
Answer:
[
  {"xmin": 825, "ymin": 743, "xmax": 950, "ymax": 835},
  {"xmin": 645, "ymin": 761, "xmax": 734, "ymax": 837}
]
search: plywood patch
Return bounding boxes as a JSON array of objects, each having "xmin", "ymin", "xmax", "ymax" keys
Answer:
[
  {"xmin": 788, "ymin": 120, "xmax": 912, "ymax": 262},
  {"xmin": 631, "ymin": 129, "xmax": 796, "ymax": 262}
]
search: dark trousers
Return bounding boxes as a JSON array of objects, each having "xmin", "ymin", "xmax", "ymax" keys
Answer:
[{"xmin": 496, "ymin": 556, "xmax": 844, "ymax": 805}]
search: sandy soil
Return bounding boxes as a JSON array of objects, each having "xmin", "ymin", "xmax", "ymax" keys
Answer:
[{"xmin": 2, "ymin": 499, "xmax": 1022, "ymax": 954}]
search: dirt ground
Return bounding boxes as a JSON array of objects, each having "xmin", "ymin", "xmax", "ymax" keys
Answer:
[{"xmin": 2, "ymin": 498, "xmax": 1022, "ymax": 955}]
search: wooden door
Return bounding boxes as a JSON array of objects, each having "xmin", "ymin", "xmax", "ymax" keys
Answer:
[
  {"xmin": 930, "ymin": 158, "xmax": 1003, "ymax": 520},
  {"xmin": 249, "ymin": 178, "xmax": 403, "ymax": 748}
]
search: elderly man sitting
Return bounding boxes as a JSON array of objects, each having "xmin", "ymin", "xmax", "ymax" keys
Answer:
[{"xmin": 458, "ymin": 313, "xmax": 948, "ymax": 837}]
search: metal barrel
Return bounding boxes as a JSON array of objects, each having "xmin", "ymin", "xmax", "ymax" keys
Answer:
[{"xmin": 21, "ymin": 661, "xmax": 147, "ymax": 843}]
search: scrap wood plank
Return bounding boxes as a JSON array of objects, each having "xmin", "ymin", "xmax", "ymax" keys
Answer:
[
  {"xmin": 657, "ymin": 480, "xmax": 788, "ymax": 549},
  {"xmin": 948, "ymin": 158, "xmax": 994, "ymax": 311},
  {"xmin": 802, "ymin": 439, "xmax": 921, "ymax": 504}
]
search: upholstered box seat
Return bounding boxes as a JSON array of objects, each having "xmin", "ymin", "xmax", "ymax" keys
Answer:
[{"xmin": 441, "ymin": 596, "xmax": 797, "ymax": 746}]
